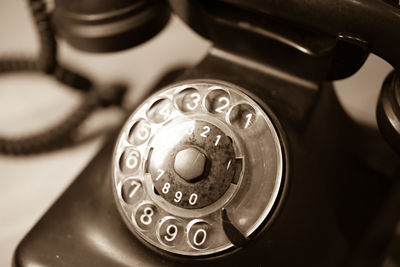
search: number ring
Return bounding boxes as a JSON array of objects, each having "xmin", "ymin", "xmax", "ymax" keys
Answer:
[{"xmin": 148, "ymin": 120, "xmax": 236, "ymax": 209}]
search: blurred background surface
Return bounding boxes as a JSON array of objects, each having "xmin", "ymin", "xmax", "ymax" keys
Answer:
[{"xmin": 0, "ymin": 0, "xmax": 394, "ymax": 266}]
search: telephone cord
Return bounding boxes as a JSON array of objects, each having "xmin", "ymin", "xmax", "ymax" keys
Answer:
[{"xmin": 0, "ymin": 0, "xmax": 127, "ymax": 155}]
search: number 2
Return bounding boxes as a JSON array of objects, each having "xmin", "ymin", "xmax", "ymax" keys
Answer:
[
  {"xmin": 200, "ymin": 126, "xmax": 210, "ymax": 138},
  {"xmin": 215, "ymin": 97, "xmax": 230, "ymax": 113}
]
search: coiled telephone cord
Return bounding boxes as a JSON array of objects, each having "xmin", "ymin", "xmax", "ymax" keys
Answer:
[{"xmin": 0, "ymin": 0, "xmax": 126, "ymax": 155}]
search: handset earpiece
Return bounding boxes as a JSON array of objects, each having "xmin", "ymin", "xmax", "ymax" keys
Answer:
[{"xmin": 53, "ymin": 0, "xmax": 170, "ymax": 52}]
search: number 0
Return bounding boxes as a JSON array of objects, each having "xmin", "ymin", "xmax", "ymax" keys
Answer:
[
  {"xmin": 193, "ymin": 229, "xmax": 207, "ymax": 246},
  {"xmin": 189, "ymin": 193, "xmax": 198, "ymax": 205}
]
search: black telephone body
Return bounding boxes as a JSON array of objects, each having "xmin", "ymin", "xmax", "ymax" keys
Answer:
[{"xmin": 14, "ymin": 1, "xmax": 400, "ymax": 267}]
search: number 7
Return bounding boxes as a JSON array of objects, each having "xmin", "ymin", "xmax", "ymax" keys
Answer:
[{"xmin": 155, "ymin": 169, "xmax": 165, "ymax": 181}]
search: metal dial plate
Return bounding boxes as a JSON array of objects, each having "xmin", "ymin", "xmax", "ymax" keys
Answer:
[{"xmin": 112, "ymin": 80, "xmax": 284, "ymax": 257}]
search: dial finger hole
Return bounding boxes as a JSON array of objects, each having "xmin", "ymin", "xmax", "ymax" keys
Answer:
[
  {"xmin": 187, "ymin": 220, "xmax": 212, "ymax": 250},
  {"xmin": 205, "ymin": 89, "xmax": 231, "ymax": 114},
  {"xmin": 157, "ymin": 217, "xmax": 184, "ymax": 247},
  {"xmin": 119, "ymin": 148, "xmax": 141, "ymax": 174},
  {"xmin": 174, "ymin": 88, "xmax": 202, "ymax": 113},
  {"xmin": 134, "ymin": 202, "xmax": 159, "ymax": 231},
  {"xmin": 147, "ymin": 98, "xmax": 173, "ymax": 123},
  {"xmin": 228, "ymin": 103, "xmax": 256, "ymax": 129},
  {"xmin": 128, "ymin": 119, "xmax": 151, "ymax": 146},
  {"xmin": 121, "ymin": 178, "xmax": 143, "ymax": 205}
]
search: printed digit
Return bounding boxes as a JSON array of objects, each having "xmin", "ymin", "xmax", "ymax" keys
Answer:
[
  {"xmin": 189, "ymin": 193, "xmax": 198, "ymax": 205},
  {"xmin": 200, "ymin": 126, "xmax": 210, "ymax": 138},
  {"xmin": 186, "ymin": 93, "xmax": 201, "ymax": 110},
  {"xmin": 215, "ymin": 135, "xmax": 221, "ymax": 146},
  {"xmin": 215, "ymin": 97, "xmax": 230, "ymax": 113},
  {"xmin": 128, "ymin": 180, "xmax": 141, "ymax": 198},
  {"xmin": 174, "ymin": 191, "xmax": 182, "ymax": 202},
  {"xmin": 245, "ymin": 113, "xmax": 253, "ymax": 129},
  {"xmin": 159, "ymin": 102, "xmax": 171, "ymax": 120},
  {"xmin": 125, "ymin": 150, "xmax": 140, "ymax": 169},
  {"xmin": 137, "ymin": 123, "xmax": 151, "ymax": 141},
  {"xmin": 140, "ymin": 207, "xmax": 154, "ymax": 225},
  {"xmin": 155, "ymin": 169, "xmax": 165, "ymax": 181},
  {"xmin": 186, "ymin": 122, "xmax": 195, "ymax": 135},
  {"xmin": 164, "ymin": 224, "xmax": 178, "ymax": 242},
  {"xmin": 162, "ymin": 182, "xmax": 171, "ymax": 194},
  {"xmin": 193, "ymin": 229, "xmax": 207, "ymax": 246}
]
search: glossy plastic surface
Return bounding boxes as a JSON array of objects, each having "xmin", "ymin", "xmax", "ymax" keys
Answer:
[{"xmin": 53, "ymin": 0, "xmax": 170, "ymax": 52}]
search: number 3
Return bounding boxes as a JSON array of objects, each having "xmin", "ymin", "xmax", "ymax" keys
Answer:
[
  {"xmin": 215, "ymin": 97, "xmax": 230, "ymax": 113},
  {"xmin": 186, "ymin": 93, "xmax": 201, "ymax": 110}
]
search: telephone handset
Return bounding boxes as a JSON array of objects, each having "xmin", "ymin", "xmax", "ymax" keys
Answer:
[{"xmin": 14, "ymin": 0, "xmax": 400, "ymax": 266}]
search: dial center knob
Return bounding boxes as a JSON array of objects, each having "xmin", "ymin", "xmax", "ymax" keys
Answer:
[{"xmin": 174, "ymin": 147, "xmax": 207, "ymax": 182}]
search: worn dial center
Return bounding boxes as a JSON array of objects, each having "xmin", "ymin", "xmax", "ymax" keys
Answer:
[{"xmin": 174, "ymin": 147, "xmax": 207, "ymax": 182}]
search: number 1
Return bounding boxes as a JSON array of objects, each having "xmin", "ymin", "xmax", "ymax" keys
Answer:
[
  {"xmin": 215, "ymin": 135, "xmax": 221, "ymax": 146},
  {"xmin": 245, "ymin": 113, "xmax": 252, "ymax": 129}
]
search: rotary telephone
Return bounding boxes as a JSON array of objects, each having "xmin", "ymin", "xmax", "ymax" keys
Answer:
[{"xmin": 13, "ymin": 0, "xmax": 400, "ymax": 266}]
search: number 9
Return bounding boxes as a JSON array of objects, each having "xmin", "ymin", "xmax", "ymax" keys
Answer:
[{"xmin": 164, "ymin": 224, "xmax": 178, "ymax": 242}]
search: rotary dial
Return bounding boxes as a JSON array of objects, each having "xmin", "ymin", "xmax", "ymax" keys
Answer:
[{"xmin": 112, "ymin": 80, "xmax": 284, "ymax": 257}]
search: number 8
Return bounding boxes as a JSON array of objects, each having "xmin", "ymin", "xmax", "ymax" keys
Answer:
[
  {"xmin": 162, "ymin": 182, "xmax": 171, "ymax": 194},
  {"xmin": 140, "ymin": 207, "xmax": 154, "ymax": 225}
]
